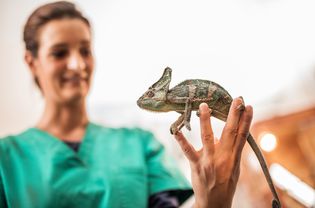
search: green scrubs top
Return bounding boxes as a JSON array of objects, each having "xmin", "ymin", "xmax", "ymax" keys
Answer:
[{"xmin": 0, "ymin": 123, "xmax": 192, "ymax": 208}]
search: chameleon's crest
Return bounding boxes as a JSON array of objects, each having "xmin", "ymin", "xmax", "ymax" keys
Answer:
[
  {"xmin": 136, "ymin": 67, "xmax": 173, "ymax": 112},
  {"xmin": 150, "ymin": 67, "xmax": 172, "ymax": 92}
]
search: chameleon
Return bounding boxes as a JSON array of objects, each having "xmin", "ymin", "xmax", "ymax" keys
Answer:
[{"xmin": 137, "ymin": 67, "xmax": 281, "ymax": 208}]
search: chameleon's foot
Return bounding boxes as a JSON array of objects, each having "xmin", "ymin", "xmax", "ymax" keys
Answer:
[
  {"xmin": 196, "ymin": 108, "xmax": 212, "ymax": 117},
  {"xmin": 237, "ymin": 103, "xmax": 245, "ymax": 111},
  {"xmin": 170, "ymin": 114, "xmax": 185, "ymax": 135},
  {"xmin": 170, "ymin": 126, "xmax": 178, "ymax": 135},
  {"xmin": 237, "ymin": 96, "xmax": 245, "ymax": 111},
  {"xmin": 184, "ymin": 121, "xmax": 191, "ymax": 131}
]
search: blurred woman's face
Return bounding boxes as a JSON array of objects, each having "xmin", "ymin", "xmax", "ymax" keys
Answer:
[{"xmin": 31, "ymin": 18, "xmax": 94, "ymax": 105}]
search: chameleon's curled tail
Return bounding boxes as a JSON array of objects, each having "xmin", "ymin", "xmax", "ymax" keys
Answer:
[{"xmin": 247, "ymin": 134, "xmax": 281, "ymax": 208}]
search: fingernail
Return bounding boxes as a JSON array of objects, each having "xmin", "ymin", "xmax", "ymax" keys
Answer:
[
  {"xmin": 199, "ymin": 103, "xmax": 212, "ymax": 116},
  {"xmin": 199, "ymin": 103, "xmax": 208, "ymax": 109}
]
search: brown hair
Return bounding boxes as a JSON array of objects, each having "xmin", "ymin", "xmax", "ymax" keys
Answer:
[{"xmin": 23, "ymin": 1, "xmax": 91, "ymax": 57}]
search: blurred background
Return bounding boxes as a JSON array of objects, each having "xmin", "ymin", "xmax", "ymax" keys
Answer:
[{"xmin": 1, "ymin": 0, "xmax": 315, "ymax": 207}]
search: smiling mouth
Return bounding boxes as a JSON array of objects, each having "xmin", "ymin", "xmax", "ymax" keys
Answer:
[{"xmin": 62, "ymin": 76, "xmax": 88, "ymax": 85}]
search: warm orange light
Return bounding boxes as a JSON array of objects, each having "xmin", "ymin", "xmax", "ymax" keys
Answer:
[{"xmin": 259, "ymin": 132, "xmax": 277, "ymax": 152}]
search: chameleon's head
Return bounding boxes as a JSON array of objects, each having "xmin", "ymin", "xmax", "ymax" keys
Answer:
[{"xmin": 137, "ymin": 67, "xmax": 172, "ymax": 112}]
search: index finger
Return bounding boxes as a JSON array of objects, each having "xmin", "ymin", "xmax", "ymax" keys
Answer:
[
  {"xmin": 174, "ymin": 131, "xmax": 198, "ymax": 163},
  {"xmin": 199, "ymin": 103, "xmax": 214, "ymax": 154}
]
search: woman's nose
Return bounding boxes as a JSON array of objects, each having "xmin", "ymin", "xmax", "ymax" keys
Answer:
[{"xmin": 67, "ymin": 52, "xmax": 86, "ymax": 71}]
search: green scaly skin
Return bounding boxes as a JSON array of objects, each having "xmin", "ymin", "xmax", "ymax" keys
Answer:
[{"xmin": 137, "ymin": 67, "xmax": 281, "ymax": 208}]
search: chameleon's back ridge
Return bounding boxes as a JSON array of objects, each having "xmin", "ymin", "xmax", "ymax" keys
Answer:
[{"xmin": 137, "ymin": 67, "xmax": 281, "ymax": 208}]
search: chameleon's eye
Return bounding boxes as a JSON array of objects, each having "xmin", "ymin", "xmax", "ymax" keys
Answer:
[{"xmin": 147, "ymin": 91, "xmax": 155, "ymax": 98}]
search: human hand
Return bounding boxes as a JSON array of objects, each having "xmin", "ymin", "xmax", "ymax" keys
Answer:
[{"xmin": 174, "ymin": 97, "xmax": 253, "ymax": 208}]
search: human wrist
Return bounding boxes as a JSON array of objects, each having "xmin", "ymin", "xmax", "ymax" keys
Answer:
[
  {"xmin": 193, "ymin": 193, "xmax": 233, "ymax": 208},
  {"xmin": 193, "ymin": 200, "xmax": 232, "ymax": 208},
  {"xmin": 194, "ymin": 201, "xmax": 232, "ymax": 208}
]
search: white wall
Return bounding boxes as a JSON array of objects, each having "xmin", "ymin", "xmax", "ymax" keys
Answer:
[{"xmin": 1, "ymin": 0, "xmax": 315, "ymax": 137}]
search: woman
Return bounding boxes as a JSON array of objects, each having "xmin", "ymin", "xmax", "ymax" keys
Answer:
[{"xmin": 0, "ymin": 1, "xmax": 253, "ymax": 208}]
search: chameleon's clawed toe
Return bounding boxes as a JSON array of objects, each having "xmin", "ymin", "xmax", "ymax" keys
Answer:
[
  {"xmin": 170, "ymin": 128, "xmax": 173, "ymax": 135},
  {"xmin": 170, "ymin": 127, "xmax": 178, "ymax": 135},
  {"xmin": 237, "ymin": 103, "xmax": 245, "ymax": 112},
  {"xmin": 184, "ymin": 121, "xmax": 191, "ymax": 131}
]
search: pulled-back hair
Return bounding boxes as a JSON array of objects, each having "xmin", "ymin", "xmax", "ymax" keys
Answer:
[{"xmin": 23, "ymin": 1, "xmax": 90, "ymax": 57}]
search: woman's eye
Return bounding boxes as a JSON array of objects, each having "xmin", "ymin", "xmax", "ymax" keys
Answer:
[
  {"xmin": 51, "ymin": 50, "xmax": 67, "ymax": 59},
  {"xmin": 147, "ymin": 91, "xmax": 155, "ymax": 98},
  {"xmin": 80, "ymin": 48, "xmax": 91, "ymax": 57}
]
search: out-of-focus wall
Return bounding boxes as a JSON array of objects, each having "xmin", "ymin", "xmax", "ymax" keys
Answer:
[{"xmin": 0, "ymin": 0, "xmax": 46, "ymax": 136}]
